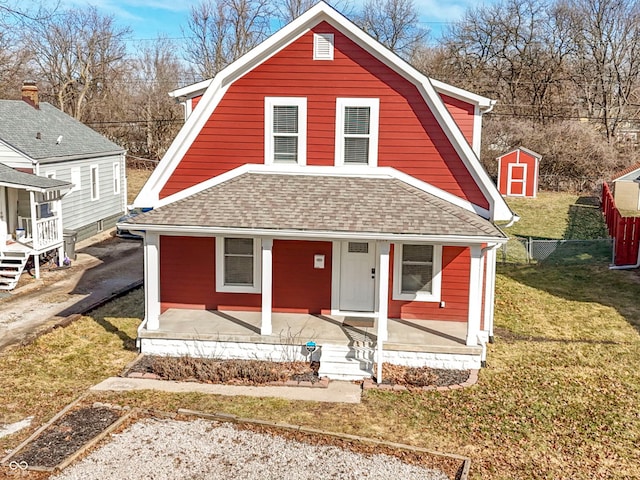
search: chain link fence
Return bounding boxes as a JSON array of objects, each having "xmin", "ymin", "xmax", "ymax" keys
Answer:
[{"xmin": 498, "ymin": 237, "xmax": 613, "ymax": 265}]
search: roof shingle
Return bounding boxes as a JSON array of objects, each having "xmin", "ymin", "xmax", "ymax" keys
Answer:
[{"xmin": 130, "ymin": 173, "xmax": 504, "ymax": 239}]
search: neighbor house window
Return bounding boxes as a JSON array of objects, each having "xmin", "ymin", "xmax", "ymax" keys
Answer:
[
  {"xmin": 215, "ymin": 237, "xmax": 261, "ymax": 293},
  {"xmin": 113, "ymin": 163, "xmax": 121, "ymax": 194},
  {"xmin": 335, "ymin": 98, "xmax": 379, "ymax": 166},
  {"xmin": 90, "ymin": 165, "xmax": 99, "ymax": 201},
  {"xmin": 392, "ymin": 244, "xmax": 442, "ymax": 302},
  {"xmin": 265, "ymin": 97, "xmax": 307, "ymax": 165},
  {"xmin": 70, "ymin": 167, "xmax": 81, "ymax": 193}
]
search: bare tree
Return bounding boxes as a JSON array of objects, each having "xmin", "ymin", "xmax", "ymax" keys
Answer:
[
  {"xmin": 566, "ymin": 0, "xmax": 640, "ymax": 142},
  {"xmin": 275, "ymin": 0, "xmax": 318, "ymax": 23},
  {"xmin": 129, "ymin": 38, "xmax": 185, "ymax": 160},
  {"xmin": 354, "ymin": 0, "xmax": 428, "ymax": 58},
  {"xmin": 183, "ymin": 0, "xmax": 273, "ymax": 80},
  {"xmin": 24, "ymin": 6, "xmax": 131, "ymax": 121},
  {"xmin": 439, "ymin": 0, "xmax": 573, "ymax": 123}
]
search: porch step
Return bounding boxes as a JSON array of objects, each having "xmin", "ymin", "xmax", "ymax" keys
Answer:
[
  {"xmin": 0, "ymin": 251, "xmax": 30, "ymax": 291},
  {"xmin": 317, "ymin": 344, "xmax": 374, "ymax": 381}
]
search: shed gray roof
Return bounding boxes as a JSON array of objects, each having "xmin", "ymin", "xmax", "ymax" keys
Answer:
[
  {"xmin": 0, "ymin": 162, "xmax": 71, "ymax": 190},
  {"xmin": 0, "ymin": 101, "xmax": 124, "ymax": 163},
  {"xmin": 130, "ymin": 173, "xmax": 505, "ymax": 239}
]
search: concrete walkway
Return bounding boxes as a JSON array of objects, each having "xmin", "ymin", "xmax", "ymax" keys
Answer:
[{"xmin": 91, "ymin": 377, "xmax": 363, "ymax": 404}]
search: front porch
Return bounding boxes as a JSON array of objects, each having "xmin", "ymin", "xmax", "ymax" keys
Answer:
[{"xmin": 138, "ymin": 310, "xmax": 483, "ymax": 379}]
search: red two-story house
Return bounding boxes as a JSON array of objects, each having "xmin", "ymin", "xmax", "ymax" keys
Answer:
[{"xmin": 126, "ymin": 2, "xmax": 516, "ymax": 380}]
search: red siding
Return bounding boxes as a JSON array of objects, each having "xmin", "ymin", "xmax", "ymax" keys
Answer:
[
  {"xmin": 273, "ymin": 240, "xmax": 332, "ymax": 313},
  {"xmin": 440, "ymin": 94, "xmax": 475, "ymax": 147},
  {"xmin": 160, "ymin": 237, "xmax": 332, "ymax": 313},
  {"xmin": 160, "ymin": 23, "xmax": 488, "ymax": 209},
  {"xmin": 388, "ymin": 245, "xmax": 470, "ymax": 321},
  {"xmin": 159, "ymin": 236, "xmax": 260, "ymax": 312}
]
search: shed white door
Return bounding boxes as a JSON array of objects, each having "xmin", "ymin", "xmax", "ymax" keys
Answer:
[
  {"xmin": 507, "ymin": 164, "xmax": 527, "ymax": 196},
  {"xmin": 339, "ymin": 241, "xmax": 375, "ymax": 312}
]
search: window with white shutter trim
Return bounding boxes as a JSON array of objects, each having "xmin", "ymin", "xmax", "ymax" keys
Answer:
[
  {"xmin": 335, "ymin": 98, "xmax": 379, "ymax": 166},
  {"xmin": 265, "ymin": 97, "xmax": 307, "ymax": 165}
]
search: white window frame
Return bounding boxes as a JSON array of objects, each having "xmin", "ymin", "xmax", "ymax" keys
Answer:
[
  {"xmin": 215, "ymin": 237, "xmax": 262, "ymax": 293},
  {"xmin": 90, "ymin": 164, "xmax": 99, "ymax": 201},
  {"xmin": 335, "ymin": 98, "xmax": 379, "ymax": 167},
  {"xmin": 265, "ymin": 97, "xmax": 307, "ymax": 166},
  {"xmin": 313, "ymin": 33, "xmax": 334, "ymax": 60},
  {"xmin": 113, "ymin": 162, "xmax": 121, "ymax": 194},
  {"xmin": 70, "ymin": 167, "xmax": 81, "ymax": 193},
  {"xmin": 392, "ymin": 243, "xmax": 442, "ymax": 302}
]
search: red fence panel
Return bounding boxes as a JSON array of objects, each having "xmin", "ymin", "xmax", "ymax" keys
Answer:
[{"xmin": 602, "ymin": 182, "xmax": 640, "ymax": 266}]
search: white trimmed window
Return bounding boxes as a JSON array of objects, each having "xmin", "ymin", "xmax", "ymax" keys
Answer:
[
  {"xmin": 265, "ymin": 97, "xmax": 307, "ymax": 165},
  {"xmin": 90, "ymin": 165, "xmax": 99, "ymax": 201},
  {"xmin": 70, "ymin": 167, "xmax": 81, "ymax": 193},
  {"xmin": 335, "ymin": 98, "xmax": 379, "ymax": 166},
  {"xmin": 113, "ymin": 162, "xmax": 121, "ymax": 194},
  {"xmin": 393, "ymin": 244, "xmax": 442, "ymax": 302},
  {"xmin": 313, "ymin": 33, "xmax": 334, "ymax": 60},
  {"xmin": 216, "ymin": 237, "xmax": 261, "ymax": 293}
]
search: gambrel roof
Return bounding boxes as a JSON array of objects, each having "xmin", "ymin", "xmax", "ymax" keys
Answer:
[
  {"xmin": 0, "ymin": 101, "xmax": 124, "ymax": 163},
  {"xmin": 135, "ymin": 1, "xmax": 514, "ymax": 223}
]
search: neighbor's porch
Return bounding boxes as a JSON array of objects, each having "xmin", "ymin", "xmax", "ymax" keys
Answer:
[{"xmin": 138, "ymin": 309, "xmax": 484, "ymax": 376}]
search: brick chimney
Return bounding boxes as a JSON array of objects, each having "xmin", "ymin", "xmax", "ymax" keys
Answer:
[{"xmin": 21, "ymin": 81, "xmax": 39, "ymax": 109}]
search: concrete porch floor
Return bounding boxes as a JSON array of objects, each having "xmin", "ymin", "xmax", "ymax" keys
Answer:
[{"xmin": 140, "ymin": 309, "xmax": 480, "ymax": 355}]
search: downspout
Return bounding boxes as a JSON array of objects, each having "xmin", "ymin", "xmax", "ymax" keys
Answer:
[{"xmin": 609, "ymin": 241, "xmax": 640, "ymax": 270}]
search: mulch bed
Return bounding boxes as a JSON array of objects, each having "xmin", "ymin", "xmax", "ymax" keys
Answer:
[
  {"xmin": 123, "ymin": 355, "xmax": 470, "ymax": 389},
  {"xmin": 6, "ymin": 406, "xmax": 123, "ymax": 470}
]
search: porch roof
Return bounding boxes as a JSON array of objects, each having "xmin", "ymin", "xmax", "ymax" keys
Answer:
[
  {"xmin": 129, "ymin": 172, "xmax": 506, "ymax": 240},
  {"xmin": 0, "ymin": 162, "xmax": 71, "ymax": 191}
]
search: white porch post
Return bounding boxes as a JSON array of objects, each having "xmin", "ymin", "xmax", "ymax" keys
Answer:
[
  {"xmin": 261, "ymin": 237, "xmax": 273, "ymax": 335},
  {"xmin": 29, "ymin": 191, "xmax": 39, "ymax": 278},
  {"xmin": 56, "ymin": 197, "xmax": 64, "ymax": 266},
  {"xmin": 376, "ymin": 241, "xmax": 390, "ymax": 383},
  {"xmin": 484, "ymin": 245, "xmax": 498, "ymax": 341},
  {"xmin": 144, "ymin": 232, "xmax": 161, "ymax": 330},
  {"xmin": 466, "ymin": 244, "xmax": 483, "ymax": 346}
]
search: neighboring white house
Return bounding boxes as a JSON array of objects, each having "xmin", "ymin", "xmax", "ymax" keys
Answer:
[{"xmin": 0, "ymin": 82, "xmax": 127, "ymax": 242}]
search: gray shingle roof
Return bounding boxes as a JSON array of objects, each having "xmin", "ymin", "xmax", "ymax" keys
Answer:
[
  {"xmin": 130, "ymin": 173, "xmax": 505, "ymax": 239},
  {"xmin": 0, "ymin": 101, "xmax": 124, "ymax": 162},
  {"xmin": 0, "ymin": 162, "xmax": 71, "ymax": 190}
]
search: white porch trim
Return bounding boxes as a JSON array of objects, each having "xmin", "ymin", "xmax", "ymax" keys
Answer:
[
  {"xmin": 466, "ymin": 244, "xmax": 483, "ymax": 346},
  {"xmin": 483, "ymin": 246, "xmax": 498, "ymax": 340},
  {"xmin": 261, "ymin": 237, "xmax": 273, "ymax": 335},
  {"xmin": 145, "ymin": 232, "xmax": 161, "ymax": 330},
  {"xmin": 377, "ymin": 241, "xmax": 390, "ymax": 342}
]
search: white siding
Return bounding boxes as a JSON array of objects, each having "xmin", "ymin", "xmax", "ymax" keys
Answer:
[
  {"xmin": 0, "ymin": 142, "xmax": 31, "ymax": 169},
  {"xmin": 48, "ymin": 154, "xmax": 126, "ymax": 236}
]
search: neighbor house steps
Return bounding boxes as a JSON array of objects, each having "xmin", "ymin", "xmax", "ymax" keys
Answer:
[
  {"xmin": 0, "ymin": 250, "xmax": 30, "ymax": 290},
  {"xmin": 317, "ymin": 343, "xmax": 375, "ymax": 381}
]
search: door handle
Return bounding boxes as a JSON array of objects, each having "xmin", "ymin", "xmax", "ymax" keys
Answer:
[{"xmin": 371, "ymin": 267, "xmax": 375, "ymax": 278}]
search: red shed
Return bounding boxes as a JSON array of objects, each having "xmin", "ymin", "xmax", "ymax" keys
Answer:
[{"xmin": 497, "ymin": 147, "xmax": 541, "ymax": 198}]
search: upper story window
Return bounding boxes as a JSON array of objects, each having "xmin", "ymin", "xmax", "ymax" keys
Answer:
[
  {"xmin": 392, "ymin": 243, "xmax": 442, "ymax": 302},
  {"xmin": 313, "ymin": 33, "xmax": 334, "ymax": 60},
  {"xmin": 265, "ymin": 97, "xmax": 307, "ymax": 165},
  {"xmin": 335, "ymin": 98, "xmax": 379, "ymax": 167}
]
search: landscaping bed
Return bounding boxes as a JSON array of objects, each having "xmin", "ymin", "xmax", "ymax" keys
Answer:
[{"xmin": 122, "ymin": 355, "xmax": 470, "ymax": 389}]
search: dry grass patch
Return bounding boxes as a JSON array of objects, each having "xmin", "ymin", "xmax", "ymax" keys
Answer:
[{"xmin": 126, "ymin": 167, "xmax": 153, "ymax": 204}]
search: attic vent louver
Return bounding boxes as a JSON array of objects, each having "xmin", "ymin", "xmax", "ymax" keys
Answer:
[{"xmin": 314, "ymin": 33, "xmax": 334, "ymax": 60}]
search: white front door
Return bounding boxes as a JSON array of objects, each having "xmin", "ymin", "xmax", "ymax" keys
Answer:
[
  {"xmin": 339, "ymin": 241, "xmax": 375, "ymax": 312},
  {"xmin": 0, "ymin": 187, "xmax": 7, "ymax": 245}
]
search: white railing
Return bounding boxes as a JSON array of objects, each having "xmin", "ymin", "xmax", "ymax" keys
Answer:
[{"xmin": 34, "ymin": 216, "xmax": 61, "ymax": 250}]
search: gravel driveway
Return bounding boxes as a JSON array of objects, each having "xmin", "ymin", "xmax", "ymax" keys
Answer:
[{"xmin": 51, "ymin": 418, "xmax": 449, "ymax": 480}]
